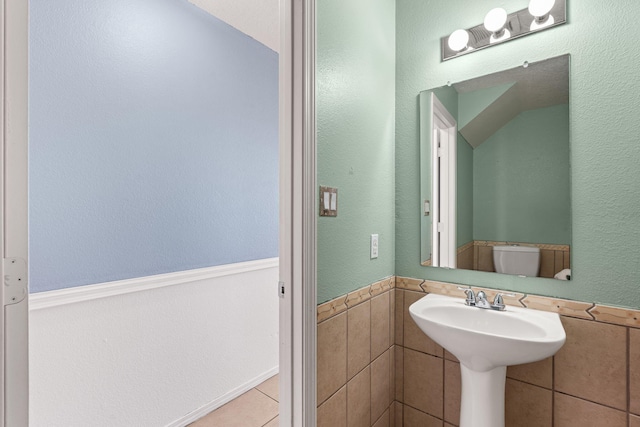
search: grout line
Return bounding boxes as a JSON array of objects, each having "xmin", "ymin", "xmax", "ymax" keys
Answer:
[
  {"xmin": 553, "ymin": 390, "xmax": 628, "ymax": 414},
  {"xmin": 261, "ymin": 414, "xmax": 279, "ymax": 427},
  {"xmin": 552, "ymin": 355, "xmax": 556, "ymax": 427},
  {"xmin": 627, "ymin": 327, "xmax": 631, "ymax": 427},
  {"xmin": 254, "ymin": 387, "xmax": 279, "ymax": 404}
]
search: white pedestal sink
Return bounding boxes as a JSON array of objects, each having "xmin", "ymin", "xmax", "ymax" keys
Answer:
[{"xmin": 409, "ymin": 293, "xmax": 566, "ymax": 427}]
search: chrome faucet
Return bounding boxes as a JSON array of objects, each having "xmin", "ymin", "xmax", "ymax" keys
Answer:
[{"xmin": 460, "ymin": 287, "xmax": 513, "ymax": 311}]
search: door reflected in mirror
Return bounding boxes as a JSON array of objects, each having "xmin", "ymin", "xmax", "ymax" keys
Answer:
[{"xmin": 420, "ymin": 55, "xmax": 571, "ymax": 280}]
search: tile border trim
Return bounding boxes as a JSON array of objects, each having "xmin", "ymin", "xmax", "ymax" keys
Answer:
[{"xmin": 319, "ymin": 276, "xmax": 640, "ymax": 328}]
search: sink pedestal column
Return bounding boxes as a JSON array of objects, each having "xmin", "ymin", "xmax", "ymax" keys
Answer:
[{"xmin": 459, "ymin": 364, "xmax": 507, "ymax": 427}]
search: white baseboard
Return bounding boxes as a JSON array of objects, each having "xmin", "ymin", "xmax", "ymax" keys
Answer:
[
  {"xmin": 166, "ymin": 366, "xmax": 279, "ymax": 427},
  {"xmin": 29, "ymin": 257, "xmax": 279, "ymax": 310}
]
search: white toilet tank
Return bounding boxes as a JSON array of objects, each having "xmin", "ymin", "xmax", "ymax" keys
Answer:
[{"xmin": 492, "ymin": 245, "xmax": 540, "ymax": 277}]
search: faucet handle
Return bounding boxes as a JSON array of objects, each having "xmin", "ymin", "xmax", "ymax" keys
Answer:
[
  {"xmin": 458, "ymin": 286, "xmax": 476, "ymax": 306},
  {"xmin": 491, "ymin": 292, "xmax": 515, "ymax": 311}
]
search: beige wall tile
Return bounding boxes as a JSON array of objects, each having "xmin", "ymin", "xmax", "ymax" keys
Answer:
[
  {"xmin": 389, "ymin": 346, "xmax": 395, "ymax": 408},
  {"xmin": 395, "ymin": 346, "xmax": 404, "ymax": 402},
  {"xmin": 318, "ymin": 312, "xmax": 347, "ymax": 405},
  {"xmin": 317, "ymin": 385, "xmax": 347, "ymax": 427},
  {"xmin": 444, "ymin": 349, "xmax": 458, "ymax": 362},
  {"xmin": 372, "ymin": 408, "xmax": 390, "ymax": 427},
  {"xmin": 554, "ymin": 250, "xmax": 564, "ymax": 275},
  {"xmin": 457, "ymin": 245, "xmax": 474, "ymax": 270},
  {"xmin": 505, "ymin": 379, "xmax": 552, "ymax": 427},
  {"xmin": 403, "ymin": 348, "xmax": 443, "ymax": 418},
  {"xmin": 506, "ymin": 357, "xmax": 552, "ymax": 389},
  {"xmin": 421, "ymin": 280, "xmax": 467, "ymax": 298},
  {"xmin": 347, "ymin": 286, "xmax": 372, "ymax": 308},
  {"xmin": 371, "ymin": 292, "xmax": 391, "ymax": 360},
  {"xmin": 477, "ymin": 245, "xmax": 494, "ymax": 272},
  {"xmin": 521, "ymin": 295, "xmax": 594, "ymax": 319},
  {"xmin": 371, "ymin": 349, "xmax": 391, "ymax": 423},
  {"xmin": 555, "ymin": 317, "xmax": 627, "ymax": 410},
  {"xmin": 631, "ymin": 414, "xmax": 640, "ymax": 427},
  {"xmin": 631, "ymin": 328, "xmax": 640, "ymax": 415},
  {"xmin": 318, "ymin": 295, "xmax": 348, "ymax": 323},
  {"xmin": 589, "ymin": 304, "xmax": 640, "ymax": 328},
  {"xmin": 403, "ymin": 405, "xmax": 442, "ymax": 427},
  {"xmin": 554, "ymin": 393, "xmax": 627, "ymax": 427},
  {"xmin": 389, "ymin": 403, "xmax": 395, "ymax": 427},
  {"xmin": 393, "ymin": 401, "xmax": 402, "ymax": 427},
  {"xmin": 444, "ymin": 360, "xmax": 460, "ymax": 426},
  {"xmin": 395, "ymin": 289, "xmax": 404, "ymax": 346},
  {"xmin": 540, "ymin": 249, "xmax": 555, "ymax": 278},
  {"xmin": 190, "ymin": 389, "xmax": 278, "ymax": 427},
  {"xmin": 348, "ymin": 300, "xmax": 371, "ymax": 380},
  {"xmin": 389, "ymin": 290, "xmax": 395, "ymax": 348},
  {"xmin": 403, "ymin": 291, "xmax": 443, "ymax": 357},
  {"xmin": 371, "ymin": 277, "xmax": 393, "ymax": 297},
  {"xmin": 348, "ymin": 366, "xmax": 371, "ymax": 427},
  {"xmin": 396, "ymin": 277, "xmax": 424, "ymax": 292}
]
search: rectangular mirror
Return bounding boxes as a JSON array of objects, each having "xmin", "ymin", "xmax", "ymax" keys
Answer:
[{"xmin": 420, "ymin": 54, "xmax": 571, "ymax": 280}]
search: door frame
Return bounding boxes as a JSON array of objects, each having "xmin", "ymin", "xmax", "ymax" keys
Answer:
[
  {"xmin": 430, "ymin": 93, "xmax": 457, "ymax": 269},
  {"xmin": 1, "ymin": 0, "xmax": 30, "ymax": 425},
  {"xmin": 279, "ymin": 0, "xmax": 317, "ymax": 425}
]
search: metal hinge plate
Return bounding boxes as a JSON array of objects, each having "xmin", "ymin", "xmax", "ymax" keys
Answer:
[{"xmin": 3, "ymin": 258, "xmax": 27, "ymax": 305}]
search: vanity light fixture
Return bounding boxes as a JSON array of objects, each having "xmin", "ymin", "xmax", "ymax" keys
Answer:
[
  {"xmin": 448, "ymin": 29, "xmax": 470, "ymax": 52},
  {"xmin": 529, "ymin": 0, "xmax": 556, "ymax": 30},
  {"xmin": 484, "ymin": 8, "xmax": 510, "ymax": 43},
  {"xmin": 442, "ymin": 0, "xmax": 566, "ymax": 61}
]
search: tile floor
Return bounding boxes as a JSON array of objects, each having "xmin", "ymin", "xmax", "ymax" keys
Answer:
[{"xmin": 189, "ymin": 374, "xmax": 279, "ymax": 427}]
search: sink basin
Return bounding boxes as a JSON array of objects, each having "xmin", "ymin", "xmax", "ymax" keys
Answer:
[
  {"xmin": 409, "ymin": 293, "xmax": 566, "ymax": 427},
  {"xmin": 409, "ymin": 293, "xmax": 565, "ymax": 371}
]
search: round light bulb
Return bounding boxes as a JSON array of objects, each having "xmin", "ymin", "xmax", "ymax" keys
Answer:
[
  {"xmin": 484, "ymin": 8, "xmax": 508, "ymax": 33},
  {"xmin": 448, "ymin": 29, "xmax": 470, "ymax": 52},
  {"xmin": 528, "ymin": 0, "xmax": 555, "ymax": 18}
]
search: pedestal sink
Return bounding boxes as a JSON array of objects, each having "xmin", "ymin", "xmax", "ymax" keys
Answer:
[{"xmin": 409, "ymin": 293, "xmax": 565, "ymax": 427}]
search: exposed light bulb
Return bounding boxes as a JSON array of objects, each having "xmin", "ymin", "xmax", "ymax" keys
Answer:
[
  {"xmin": 448, "ymin": 29, "xmax": 470, "ymax": 52},
  {"xmin": 529, "ymin": 0, "xmax": 555, "ymax": 18},
  {"xmin": 484, "ymin": 8, "xmax": 508, "ymax": 33},
  {"xmin": 530, "ymin": 14, "xmax": 555, "ymax": 30}
]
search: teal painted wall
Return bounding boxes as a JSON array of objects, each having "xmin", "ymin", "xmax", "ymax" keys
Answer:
[
  {"xmin": 317, "ymin": 0, "xmax": 396, "ymax": 303},
  {"xmin": 458, "ymin": 83, "xmax": 514, "ymax": 129},
  {"xmin": 396, "ymin": 0, "xmax": 640, "ymax": 308},
  {"xmin": 474, "ymin": 104, "xmax": 570, "ymax": 245}
]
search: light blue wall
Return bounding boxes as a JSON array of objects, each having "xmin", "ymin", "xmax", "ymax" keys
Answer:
[{"xmin": 28, "ymin": 0, "xmax": 278, "ymax": 293}]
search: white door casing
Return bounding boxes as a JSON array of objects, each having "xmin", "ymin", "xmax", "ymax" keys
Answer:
[
  {"xmin": 430, "ymin": 93, "xmax": 457, "ymax": 269},
  {"xmin": 2, "ymin": 0, "xmax": 30, "ymax": 425}
]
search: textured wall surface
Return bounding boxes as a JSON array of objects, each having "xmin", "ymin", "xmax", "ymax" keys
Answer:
[
  {"xmin": 473, "ymin": 104, "xmax": 570, "ymax": 244},
  {"xmin": 29, "ymin": 0, "xmax": 278, "ymax": 292},
  {"xmin": 317, "ymin": 0, "xmax": 396, "ymax": 303},
  {"xmin": 396, "ymin": 0, "xmax": 640, "ymax": 308}
]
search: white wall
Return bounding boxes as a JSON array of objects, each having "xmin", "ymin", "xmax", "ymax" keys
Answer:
[{"xmin": 29, "ymin": 259, "xmax": 279, "ymax": 427}]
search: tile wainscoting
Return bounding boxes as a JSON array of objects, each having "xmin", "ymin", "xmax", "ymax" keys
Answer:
[{"xmin": 318, "ymin": 276, "xmax": 640, "ymax": 427}]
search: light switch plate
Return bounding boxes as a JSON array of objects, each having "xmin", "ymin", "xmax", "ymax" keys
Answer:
[
  {"xmin": 371, "ymin": 234, "xmax": 379, "ymax": 259},
  {"xmin": 319, "ymin": 186, "xmax": 338, "ymax": 217}
]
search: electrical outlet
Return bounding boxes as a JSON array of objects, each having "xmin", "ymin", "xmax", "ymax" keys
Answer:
[{"xmin": 371, "ymin": 234, "xmax": 379, "ymax": 259}]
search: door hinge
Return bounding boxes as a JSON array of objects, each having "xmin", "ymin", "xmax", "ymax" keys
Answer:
[
  {"xmin": 278, "ymin": 281, "xmax": 285, "ymax": 298},
  {"xmin": 424, "ymin": 200, "xmax": 430, "ymax": 216},
  {"xmin": 437, "ymin": 222, "xmax": 443, "ymax": 232},
  {"xmin": 3, "ymin": 258, "xmax": 27, "ymax": 305}
]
